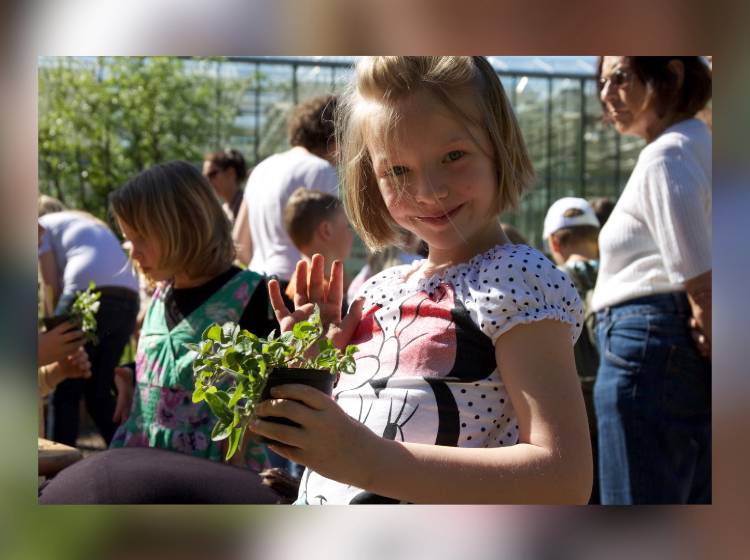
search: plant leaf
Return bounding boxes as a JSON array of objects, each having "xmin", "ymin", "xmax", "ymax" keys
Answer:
[
  {"xmin": 204, "ymin": 324, "xmax": 223, "ymax": 342},
  {"xmin": 225, "ymin": 426, "xmax": 245, "ymax": 460}
]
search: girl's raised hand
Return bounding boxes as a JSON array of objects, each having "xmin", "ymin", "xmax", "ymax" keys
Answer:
[{"xmin": 268, "ymin": 254, "xmax": 364, "ymax": 350}]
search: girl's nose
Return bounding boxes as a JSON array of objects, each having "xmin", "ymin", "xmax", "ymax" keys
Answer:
[{"xmin": 413, "ymin": 167, "xmax": 449, "ymax": 205}]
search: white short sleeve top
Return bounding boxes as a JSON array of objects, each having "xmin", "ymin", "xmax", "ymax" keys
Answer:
[{"xmin": 296, "ymin": 243, "xmax": 583, "ymax": 504}]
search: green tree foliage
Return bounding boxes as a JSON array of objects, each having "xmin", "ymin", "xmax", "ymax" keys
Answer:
[{"xmin": 38, "ymin": 57, "xmax": 252, "ymax": 221}]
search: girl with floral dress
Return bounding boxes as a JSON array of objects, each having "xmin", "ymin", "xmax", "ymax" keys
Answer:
[
  {"xmin": 253, "ymin": 57, "xmax": 593, "ymax": 504},
  {"xmin": 108, "ymin": 161, "xmax": 276, "ymax": 471}
]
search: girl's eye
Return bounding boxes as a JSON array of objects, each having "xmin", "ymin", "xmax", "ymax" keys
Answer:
[
  {"xmin": 445, "ymin": 150, "xmax": 465, "ymax": 162},
  {"xmin": 386, "ymin": 166, "xmax": 408, "ymax": 177}
]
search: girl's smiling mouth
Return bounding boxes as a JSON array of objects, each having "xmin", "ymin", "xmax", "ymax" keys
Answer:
[{"xmin": 416, "ymin": 203, "xmax": 464, "ymax": 225}]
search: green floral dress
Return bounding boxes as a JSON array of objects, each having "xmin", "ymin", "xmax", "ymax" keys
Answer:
[{"xmin": 110, "ymin": 270, "xmax": 269, "ymax": 471}]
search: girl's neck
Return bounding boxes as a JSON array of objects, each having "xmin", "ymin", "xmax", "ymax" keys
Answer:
[
  {"xmin": 173, "ymin": 268, "xmax": 228, "ymax": 289},
  {"xmin": 419, "ymin": 220, "xmax": 510, "ymax": 278}
]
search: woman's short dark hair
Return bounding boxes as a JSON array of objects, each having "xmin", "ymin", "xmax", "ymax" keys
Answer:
[
  {"xmin": 597, "ymin": 57, "xmax": 712, "ymax": 120},
  {"xmin": 204, "ymin": 148, "xmax": 248, "ymax": 182},
  {"xmin": 287, "ymin": 95, "xmax": 337, "ymax": 153}
]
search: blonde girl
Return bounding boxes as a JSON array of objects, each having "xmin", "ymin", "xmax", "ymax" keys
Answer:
[
  {"xmin": 109, "ymin": 161, "xmax": 276, "ymax": 471},
  {"xmin": 255, "ymin": 57, "xmax": 593, "ymax": 504}
]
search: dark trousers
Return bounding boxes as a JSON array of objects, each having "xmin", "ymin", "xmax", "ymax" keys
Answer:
[
  {"xmin": 48, "ymin": 289, "xmax": 139, "ymax": 446},
  {"xmin": 594, "ymin": 293, "xmax": 711, "ymax": 504},
  {"xmin": 39, "ymin": 447, "xmax": 281, "ymax": 504}
]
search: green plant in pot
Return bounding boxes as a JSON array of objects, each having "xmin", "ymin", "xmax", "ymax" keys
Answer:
[
  {"xmin": 188, "ymin": 305, "xmax": 358, "ymax": 460},
  {"xmin": 42, "ymin": 281, "xmax": 101, "ymax": 345}
]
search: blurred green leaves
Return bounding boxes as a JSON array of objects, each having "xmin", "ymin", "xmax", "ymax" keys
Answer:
[{"xmin": 38, "ymin": 57, "xmax": 252, "ymax": 222}]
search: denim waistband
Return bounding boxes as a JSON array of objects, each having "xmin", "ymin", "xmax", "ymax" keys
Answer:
[{"xmin": 600, "ymin": 292, "xmax": 691, "ymax": 320}]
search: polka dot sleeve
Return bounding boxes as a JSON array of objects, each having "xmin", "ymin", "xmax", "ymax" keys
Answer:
[{"xmin": 455, "ymin": 245, "xmax": 584, "ymax": 345}]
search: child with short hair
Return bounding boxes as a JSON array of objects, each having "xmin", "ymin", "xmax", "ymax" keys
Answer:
[
  {"xmin": 258, "ymin": 57, "xmax": 593, "ymax": 504},
  {"xmin": 283, "ymin": 187, "xmax": 354, "ymax": 305},
  {"xmin": 543, "ymin": 196, "xmax": 601, "ymax": 503},
  {"xmin": 108, "ymin": 160, "xmax": 277, "ymax": 471}
]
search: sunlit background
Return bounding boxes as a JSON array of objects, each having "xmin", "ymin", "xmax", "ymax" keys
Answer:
[{"xmin": 1, "ymin": 0, "xmax": 747, "ymax": 559}]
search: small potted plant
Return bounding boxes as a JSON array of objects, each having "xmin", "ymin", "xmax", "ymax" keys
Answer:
[
  {"xmin": 188, "ymin": 305, "xmax": 357, "ymax": 460},
  {"xmin": 42, "ymin": 281, "xmax": 101, "ymax": 345}
]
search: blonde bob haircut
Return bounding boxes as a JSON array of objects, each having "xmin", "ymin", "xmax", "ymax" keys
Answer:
[
  {"xmin": 110, "ymin": 161, "xmax": 235, "ymax": 280},
  {"xmin": 337, "ymin": 56, "xmax": 535, "ymax": 251}
]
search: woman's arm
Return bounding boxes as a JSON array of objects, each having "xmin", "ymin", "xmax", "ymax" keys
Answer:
[
  {"xmin": 232, "ymin": 198, "xmax": 252, "ymax": 267},
  {"xmin": 253, "ymin": 319, "xmax": 593, "ymax": 504},
  {"xmin": 38, "ymin": 250, "xmax": 61, "ymax": 315},
  {"xmin": 685, "ymin": 269, "xmax": 711, "ymax": 358}
]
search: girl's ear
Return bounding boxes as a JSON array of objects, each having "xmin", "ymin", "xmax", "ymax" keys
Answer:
[{"xmin": 317, "ymin": 219, "xmax": 333, "ymax": 241}]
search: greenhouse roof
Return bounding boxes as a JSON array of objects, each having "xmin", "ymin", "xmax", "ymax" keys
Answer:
[{"xmin": 244, "ymin": 56, "xmax": 598, "ymax": 76}]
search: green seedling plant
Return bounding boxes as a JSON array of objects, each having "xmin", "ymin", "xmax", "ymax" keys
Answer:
[
  {"xmin": 188, "ymin": 305, "xmax": 358, "ymax": 460},
  {"xmin": 71, "ymin": 281, "xmax": 101, "ymax": 345}
]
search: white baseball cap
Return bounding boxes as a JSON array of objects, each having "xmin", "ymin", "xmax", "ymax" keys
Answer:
[{"xmin": 543, "ymin": 197, "xmax": 600, "ymax": 240}]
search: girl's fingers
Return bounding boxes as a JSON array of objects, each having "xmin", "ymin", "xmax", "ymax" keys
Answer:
[
  {"xmin": 334, "ymin": 297, "xmax": 365, "ymax": 348},
  {"xmin": 268, "ymin": 278, "xmax": 291, "ymax": 321},
  {"xmin": 255, "ymin": 396, "xmax": 315, "ymax": 426},
  {"xmin": 327, "ymin": 260, "xmax": 344, "ymax": 312},
  {"xmin": 266, "ymin": 443, "xmax": 302, "ymax": 464},
  {"xmin": 248, "ymin": 417, "xmax": 301, "ymax": 448},
  {"xmin": 61, "ymin": 330, "xmax": 84, "ymax": 343},
  {"xmin": 308, "ymin": 254, "xmax": 326, "ymax": 303},
  {"xmin": 53, "ymin": 321, "xmax": 76, "ymax": 333},
  {"xmin": 268, "ymin": 384, "xmax": 331, "ymax": 411},
  {"xmin": 293, "ymin": 260, "xmax": 309, "ymax": 308}
]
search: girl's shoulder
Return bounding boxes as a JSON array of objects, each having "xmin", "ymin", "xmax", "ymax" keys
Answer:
[
  {"xmin": 456, "ymin": 244, "xmax": 584, "ymax": 344},
  {"xmin": 352, "ymin": 262, "xmax": 414, "ymax": 303},
  {"xmin": 358, "ymin": 244, "xmax": 584, "ymax": 345}
]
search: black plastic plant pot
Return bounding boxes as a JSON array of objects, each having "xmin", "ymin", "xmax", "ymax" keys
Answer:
[
  {"xmin": 258, "ymin": 367, "xmax": 334, "ymax": 445},
  {"xmin": 42, "ymin": 313, "xmax": 79, "ymax": 331}
]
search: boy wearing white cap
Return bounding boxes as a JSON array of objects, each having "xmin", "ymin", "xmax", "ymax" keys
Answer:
[
  {"xmin": 543, "ymin": 196, "xmax": 601, "ymax": 265},
  {"xmin": 543, "ymin": 196, "xmax": 601, "ymax": 503}
]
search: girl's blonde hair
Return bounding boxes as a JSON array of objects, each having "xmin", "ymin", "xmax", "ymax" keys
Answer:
[
  {"xmin": 109, "ymin": 161, "xmax": 235, "ymax": 281},
  {"xmin": 337, "ymin": 56, "xmax": 535, "ymax": 251}
]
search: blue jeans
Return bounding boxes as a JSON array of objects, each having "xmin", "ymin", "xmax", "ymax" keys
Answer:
[{"xmin": 594, "ymin": 293, "xmax": 711, "ymax": 504}]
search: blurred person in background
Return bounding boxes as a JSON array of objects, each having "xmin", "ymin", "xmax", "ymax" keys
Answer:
[
  {"xmin": 592, "ymin": 56, "xmax": 712, "ymax": 504},
  {"xmin": 38, "ymin": 193, "xmax": 67, "ymax": 215},
  {"xmin": 284, "ymin": 187, "xmax": 354, "ymax": 310},
  {"xmin": 38, "ymin": 332, "xmax": 91, "ymax": 438},
  {"xmin": 696, "ymin": 56, "xmax": 712, "ymax": 131},
  {"xmin": 500, "ymin": 222, "xmax": 529, "ymax": 245},
  {"xmin": 202, "ymin": 148, "xmax": 248, "ymax": 225},
  {"xmin": 37, "ymin": 222, "xmax": 91, "ymax": 436},
  {"xmin": 244, "ymin": 95, "xmax": 339, "ymax": 295},
  {"xmin": 202, "ymin": 149, "xmax": 253, "ymax": 266},
  {"xmin": 345, "ymin": 229, "xmax": 424, "ymax": 305},
  {"xmin": 543, "ymin": 196, "xmax": 601, "ymax": 503},
  {"xmin": 588, "ymin": 196, "xmax": 616, "ymax": 228},
  {"xmin": 38, "ymin": 203, "xmax": 140, "ymax": 446}
]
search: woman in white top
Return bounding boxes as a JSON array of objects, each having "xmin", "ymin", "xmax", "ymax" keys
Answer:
[{"xmin": 592, "ymin": 57, "xmax": 712, "ymax": 504}]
